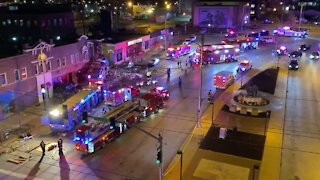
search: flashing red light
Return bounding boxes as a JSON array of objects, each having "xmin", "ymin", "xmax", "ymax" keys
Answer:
[
  {"xmin": 76, "ymin": 146, "xmax": 80, "ymax": 150},
  {"xmin": 77, "ymin": 129, "xmax": 82, "ymax": 132},
  {"xmin": 246, "ymin": 38, "xmax": 250, "ymax": 42}
]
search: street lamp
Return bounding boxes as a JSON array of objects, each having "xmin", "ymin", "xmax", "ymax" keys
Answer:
[
  {"xmin": 41, "ymin": 87, "xmax": 47, "ymax": 111},
  {"xmin": 177, "ymin": 150, "xmax": 183, "ymax": 180},
  {"xmin": 164, "ymin": 3, "xmax": 171, "ymax": 51},
  {"xmin": 193, "ymin": 35, "xmax": 204, "ymax": 128}
]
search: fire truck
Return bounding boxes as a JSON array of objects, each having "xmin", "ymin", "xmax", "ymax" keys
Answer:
[
  {"xmin": 73, "ymin": 93, "xmax": 165, "ymax": 154},
  {"xmin": 194, "ymin": 44, "xmax": 240, "ymax": 64},
  {"xmin": 221, "ymin": 37, "xmax": 259, "ymax": 50},
  {"xmin": 167, "ymin": 44, "xmax": 191, "ymax": 58},
  {"xmin": 87, "ymin": 61, "xmax": 107, "ymax": 86},
  {"xmin": 43, "ymin": 86, "xmax": 103, "ymax": 131}
]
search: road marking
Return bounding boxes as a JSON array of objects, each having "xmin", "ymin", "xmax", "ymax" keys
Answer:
[{"xmin": 0, "ymin": 168, "xmax": 44, "ymax": 180}]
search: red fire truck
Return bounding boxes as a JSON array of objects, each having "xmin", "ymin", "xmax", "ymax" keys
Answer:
[
  {"xmin": 73, "ymin": 93, "xmax": 165, "ymax": 154},
  {"xmin": 167, "ymin": 44, "xmax": 191, "ymax": 58},
  {"xmin": 221, "ymin": 37, "xmax": 259, "ymax": 50},
  {"xmin": 87, "ymin": 61, "xmax": 107, "ymax": 86},
  {"xmin": 194, "ymin": 44, "xmax": 240, "ymax": 64}
]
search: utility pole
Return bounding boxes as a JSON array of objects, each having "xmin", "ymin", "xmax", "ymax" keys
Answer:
[
  {"xmin": 197, "ymin": 34, "xmax": 204, "ymax": 128},
  {"xmin": 298, "ymin": 3, "xmax": 304, "ymax": 31}
]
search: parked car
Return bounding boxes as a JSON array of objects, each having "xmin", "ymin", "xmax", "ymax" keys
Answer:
[
  {"xmin": 299, "ymin": 44, "xmax": 311, "ymax": 51},
  {"xmin": 310, "ymin": 51, "xmax": 320, "ymax": 60},
  {"xmin": 288, "ymin": 51, "xmax": 302, "ymax": 58},
  {"xmin": 288, "ymin": 59, "xmax": 299, "ymax": 70},
  {"xmin": 148, "ymin": 58, "xmax": 160, "ymax": 67}
]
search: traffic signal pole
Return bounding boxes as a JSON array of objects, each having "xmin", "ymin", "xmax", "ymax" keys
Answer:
[{"xmin": 133, "ymin": 125, "xmax": 163, "ymax": 180}]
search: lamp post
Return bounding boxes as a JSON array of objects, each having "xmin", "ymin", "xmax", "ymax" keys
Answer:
[
  {"xmin": 177, "ymin": 150, "xmax": 183, "ymax": 180},
  {"xmin": 164, "ymin": 3, "xmax": 171, "ymax": 51},
  {"xmin": 298, "ymin": 3, "xmax": 305, "ymax": 31},
  {"xmin": 194, "ymin": 34, "xmax": 204, "ymax": 128},
  {"xmin": 41, "ymin": 87, "xmax": 47, "ymax": 111}
]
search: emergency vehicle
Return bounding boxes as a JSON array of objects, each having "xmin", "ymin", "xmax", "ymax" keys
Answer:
[
  {"xmin": 221, "ymin": 38, "xmax": 259, "ymax": 50},
  {"xmin": 139, "ymin": 93, "xmax": 164, "ymax": 117},
  {"xmin": 167, "ymin": 44, "xmax": 191, "ymax": 58},
  {"xmin": 194, "ymin": 44, "xmax": 240, "ymax": 64},
  {"xmin": 225, "ymin": 29, "xmax": 238, "ymax": 38},
  {"xmin": 150, "ymin": 87, "xmax": 170, "ymax": 100},
  {"xmin": 103, "ymin": 85, "xmax": 132, "ymax": 106},
  {"xmin": 273, "ymin": 26, "xmax": 306, "ymax": 38},
  {"xmin": 74, "ymin": 101, "xmax": 141, "ymax": 153},
  {"xmin": 87, "ymin": 61, "xmax": 107, "ymax": 85},
  {"xmin": 236, "ymin": 60, "xmax": 253, "ymax": 72},
  {"xmin": 44, "ymin": 86, "xmax": 102, "ymax": 131},
  {"xmin": 214, "ymin": 71, "xmax": 235, "ymax": 89},
  {"xmin": 73, "ymin": 93, "xmax": 165, "ymax": 154},
  {"xmin": 276, "ymin": 46, "xmax": 287, "ymax": 56}
]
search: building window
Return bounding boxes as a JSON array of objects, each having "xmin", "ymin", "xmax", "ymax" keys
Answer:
[
  {"xmin": 53, "ymin": 19, "xmax": 57, "ymax": 26},
  {"xmin": 20, "ymin": 19, "xmax": 23, "ymax": 26},
  {"xmin": 21, "ymin": 67, "xmax": 27, "ymax": 79},
  {"xmin": 57, "ymin": 58, "xmax": 61, "ymax": 68},
  {"xmin": 116, "ymin": 49, "xmax": 122, "ymax": 62},
  {"xmin": 46, "ymin": 61, "xmax": 51, "ymax": 71},
  {"xmin": 59, "ymin": 18, "xmax": 63, "ymax": 26},
  {"xmin": 34, "ymin": 20, "xmax": 38, "ymax": 26},
  {"xmin": 14, "ymin": 69, "xmax": 20, "ymax": 81},
  {"xmin": 250, "ymin": 10, "xmax": 255, "ymax": 14},
  {"xmin": 47, "ymin": 19, "xmax": 51, "ymax": 26},
  {"xmin": 27, "ymin": 20, "xmax": 31, "ymax": 27},
  {"xmin": 62, "ymin": 57, "xmax": 67, "ymax": 66},
  {"xmin": 2, "ymin": 21, "xmax": 6, "ymax": 26},
  {"xmin": 251, "ymin": 4, "xmax": 255, "ymax": 8},
  {"xmin": 34, "ymin": 64, "xmax": 39, "ymax": 75},
  {"xmin": 7, "ymin": 19, "xmax": 11, "ymax": 25},
  {"xmin": 14, "ymin": 19, "xmax": 18, "ymax": 26},
  {"xmin": 39, "ymin": 63, "xmax": 44, "ymax": 73},
  {"xmin": 71, "ymin": 54, "xmax": 75, "ymax": 64},
  {"xmin": 0, "ymin": 73, "xmax": 7, "ymax": 86}
]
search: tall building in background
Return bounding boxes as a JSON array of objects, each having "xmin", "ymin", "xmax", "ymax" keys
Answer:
[{"xmin": 0, "ymin": 4, "xmax": 77, "ymax": 58}]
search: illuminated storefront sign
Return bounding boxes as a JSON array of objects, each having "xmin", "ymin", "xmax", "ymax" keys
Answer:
[{"xmin": 128, "ymin": 38, "xmax": 142, "ymax": 46}]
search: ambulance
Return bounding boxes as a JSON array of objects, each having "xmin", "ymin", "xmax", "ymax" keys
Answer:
[{"xmin": 214, "ymin": 71, "xmax": 235, "ymax": 89}]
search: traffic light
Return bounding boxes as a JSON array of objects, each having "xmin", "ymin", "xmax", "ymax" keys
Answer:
[
  {"xmin": 82, "ymin": 112, "xmax": 88, "ymax": 123},
  {"xmin": 110, "ymin": 117, "xmax": 116, "ymax": 129},
  {"xmin": 156, "ymin": 146, "xmax": 162, "ymax": 164}
]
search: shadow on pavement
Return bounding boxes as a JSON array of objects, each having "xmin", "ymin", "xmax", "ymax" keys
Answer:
[
  {"xmin": 59, "ymin": 155, "xmax": 70, "ymax": 180},
  {"xmin": 25, "ymin": 156, "xmax": 43, "ymax": 179},
  {"xmin": 243, "ymin": 68, "xmax": 279, "ymax": 94}
]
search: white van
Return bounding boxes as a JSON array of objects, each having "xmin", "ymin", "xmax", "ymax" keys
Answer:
[{"xmin": 214, "ymin": 71, "xmax": 235, "ymax": 89}]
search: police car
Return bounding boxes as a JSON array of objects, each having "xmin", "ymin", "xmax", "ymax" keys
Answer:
[
  {"xmin": 276, "ymin": 46, "xmax": 287, "ymax": 56},
  {"xmin": 236, "ymin": 60, "xmax": 253, "ymax": 72}
]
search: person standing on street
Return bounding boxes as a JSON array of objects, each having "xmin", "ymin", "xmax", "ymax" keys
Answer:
[
  {"xmin": 58, "ymin": 137, "xmax": 63, "ymax": 155},
  {"xmin": 40, "ymin": 140, "xmax": 45, "ymax": 156}
]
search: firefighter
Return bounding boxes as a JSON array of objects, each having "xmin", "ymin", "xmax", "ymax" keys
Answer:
[
  {"xmin": 208, "ymin": 90, "xmax": 212, "ymax": 101},
  {"xmin": 58, "ymin": 137, "xmax": 63, "ymax": 155},
  {"xmin": 40, "ymin": 140, "xmax": 45, "ymax": 156}
]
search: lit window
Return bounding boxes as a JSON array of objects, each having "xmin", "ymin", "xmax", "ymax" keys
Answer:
[
  {"xmin": 14, "ymin": 69, "xmax": 20, "ymax": 81},
  {"xmin": 250, "ymin": 10, "xmax": 255, "ymax": 14},
  {"xmin": 75, "ymin": 53, "xmax": 80, "ymax": 62},
  {"xmin": 0, "ymin": 73, "xmax": 7, "ymax": 86},
  {"xmin": 2, "ymin": 21, "xmax": 6, "ymax": 26},
  {"xmin": 251, "ymin": 4, "xmax": 255, "ymax": 8},
  {"xmin": 7, "ymin": 19, "xmax": 11, "ymax": 24},
  {"xmin": 21, "ymin": 67, "xmax": 27, "ymax": 79},
  {"xmin": 20, "ymin": 19, "xmax": 23, "ymax": 26}
]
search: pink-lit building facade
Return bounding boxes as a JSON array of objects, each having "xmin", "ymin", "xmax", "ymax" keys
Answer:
[{"xmin": 0, "ymin": 36, "xmax": 92, "ymax": 117}]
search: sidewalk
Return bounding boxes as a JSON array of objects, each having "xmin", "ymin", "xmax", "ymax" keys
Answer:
[{"xmin": 164, "ymin": 63, "xmax": 285, "ymax": 179}]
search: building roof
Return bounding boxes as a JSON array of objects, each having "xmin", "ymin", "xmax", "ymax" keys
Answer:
[
  {"xmin": 102, "ymin": 33, "xmax": 146, "ymax": 44},
  {"xmin": 195, "ymin": 0, "xmax": 246, "ymax": 6}
]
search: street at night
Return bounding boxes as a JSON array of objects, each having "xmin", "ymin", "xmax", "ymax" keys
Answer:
[{"xmin": 1, "ymin": 0, "xmax": 320, "ymax": 180}]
